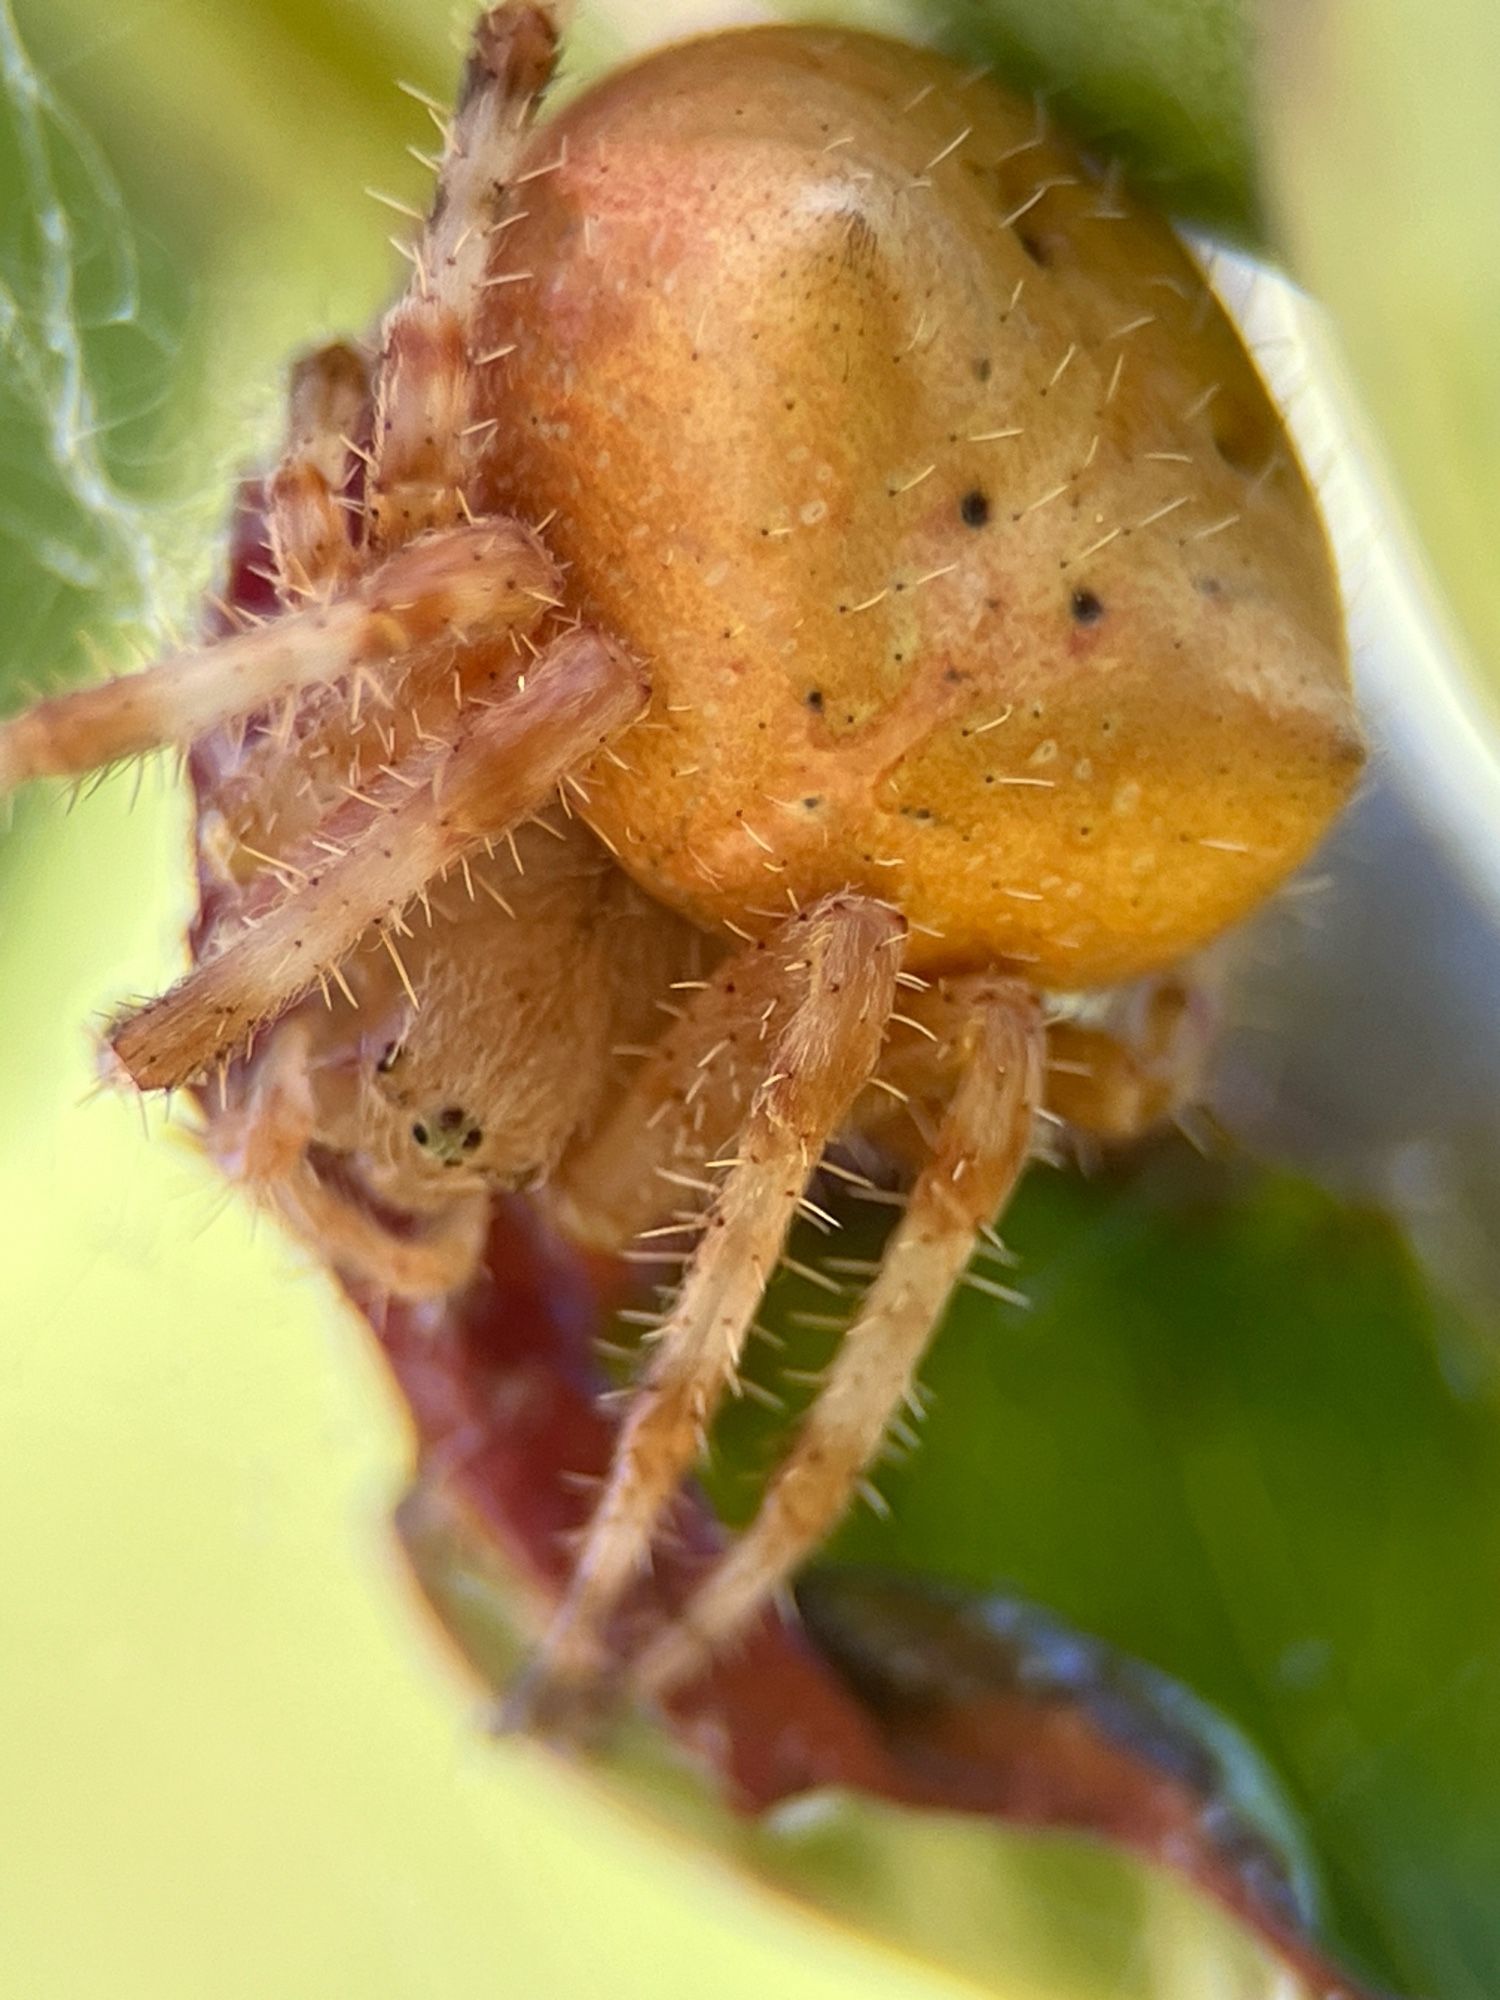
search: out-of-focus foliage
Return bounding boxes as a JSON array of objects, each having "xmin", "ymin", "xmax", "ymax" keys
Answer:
[
  {"xmin": 1, "ymin": 0, "xmax": 452, "ymax": 707},
  {"xmin": 0, "ymin": 0, "xmax": 177, "ymax": 692},
  {"xmin": 414, "ymin": 1145, "xmax": 1500, "ymax": 1997},
  {"xmin": 710, "ymin": 1157, "xmax": 1500, "ymax": 1998},
  {"xmin": 406, "ymin": 1468, "xmax": 1343, "ymax": 2000},
  {"xmin": 1260, "ymin": 0, "xmax": 1500, "ymax": 713},
  {"xmin": 833, "ymin": 0, "xmax": 1257, "ymax": 236}
]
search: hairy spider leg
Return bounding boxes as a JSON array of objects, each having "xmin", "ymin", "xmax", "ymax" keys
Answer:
[
  {"xmin": 856, "ymin": 968, "xmax": 1211, "ymax": 1174},
  {"xmin": 266, "ymin": 341, "xmax": 371, "ymax": 601},
  {"xmin": 107, "ymin": 626, "xmax": 645, "ymax": 1090},
  {"xmin": 205, "ymin": 1014, "xmax": 326, "ymax": 1190},
  {"xmin": 1, "ymin": 0, "xmax": 579, "ymax": 798},
  {"xmin": 0, "ymin": 521, "xmax": 559, "ymax": 794},
  {"xmin": 367, "ymin": 2, "xmax": 567, "ymax": 549},
  {"xmin": 550, "ymin": 932, "xmax": 806, "ymax": 1253},
  {"xmin": 508, "ymin": 894, "xmax": 904, "ymax": 1723},
  {"xmin": 631, "ymin": 977, "xmax": 1043, "ymax": 1704},
  {"xmin": 1044, "ymin": 971, "xmax": 1215, "ymax": 1145},
  {"xmin": 276, "ymin": 1154, "xmax": 491, "ymax": 1299}
]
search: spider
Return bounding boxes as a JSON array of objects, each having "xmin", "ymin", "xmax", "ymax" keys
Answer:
[{"xmin": 0, "ymin": 6, "xmax": 1362, "ymax": 1726}]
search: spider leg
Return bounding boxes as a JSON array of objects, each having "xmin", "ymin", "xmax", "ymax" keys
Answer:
[
  {"xmin": 1045, "ymin": 970, "xmax": 1215, "ymax": 1145},
  {"xmin": 206, "ymin": 1013, "xmax": 325, "ymax": 1191},
  {"xmin": 0, "ymin": 520, "xmax": 558, "ymax": 794},
  {"xmin": 367, "ymin": 3, "xmax": 566, "ymax": 549},
  {"xmin": 107, "ymin": 625, "xmax": 644, "ymax": 1090},
  {"xmin": 629, "ymin": 977, "xmax": 1044, "ymax": 1706},
  {"xmin": 274, "ymin": 1154, "xmax": 490, "ymax": 1300},
  {"xmin": 267, "ymin": 341, "xmax": 371, "ymax": 601},
  {"xmin": 550, "ymin": 929, "xmax": 798, "ymax": 1253},
  {"xmin": 849, "ymin": 968, "xmax": 1211, "ymax": 1172},
  {"xmin": 509, "ymin": 894, "xmax": 903, "ymax": 1724}
]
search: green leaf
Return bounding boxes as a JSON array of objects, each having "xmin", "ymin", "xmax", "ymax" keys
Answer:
[
  {"xmin": 395, "ymin": 1148, "xmax": 1500, "ymax": 1997},
  {"xmin": 0, "ymin": 0, "xmax": 183, "ymax": 696},
  {"xmin": 698, "ymin": 1153, "xmax": 1500, "ymax": 1998},
  {"xmin": 1258, "ymin": 0, "xmax": 1500, "ymax": 710},
  {"xmin": 400, "ymin": 1433, "xmax": 1341, "ymax": 2000},
  {"xmin": 836, "ymin": 0, "xmax": 1259, "ymax": 237}
]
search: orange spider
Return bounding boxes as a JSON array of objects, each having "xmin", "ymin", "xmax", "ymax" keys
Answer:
[{"xmin": 0, "ymin": 7, "xmax": 1361, "ymax": 1724}]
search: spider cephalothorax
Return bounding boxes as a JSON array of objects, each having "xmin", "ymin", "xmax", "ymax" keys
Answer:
[{"xmin": 0, "ymin": 6, "xmax": 1360, "ymax": 1722}]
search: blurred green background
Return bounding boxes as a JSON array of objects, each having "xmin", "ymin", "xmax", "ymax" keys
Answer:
[{"xmin": 3, "ymin": 3, "xmax": 1500, "ymax": 1998}]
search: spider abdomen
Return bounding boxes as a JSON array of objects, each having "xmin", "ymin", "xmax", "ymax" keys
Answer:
[{"xmin": 477, "ymin": 27, "xmax": 1360, "ymax": 982}]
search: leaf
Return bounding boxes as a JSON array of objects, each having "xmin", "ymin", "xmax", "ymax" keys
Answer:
[
  {"xmin": 402, "ymin": 1468, "xmax": 1374, "ymax": 2000},
  {"xmin": 0, "ymin": 0, "xmax": 182, "ymax": 700},
  {"xmin": 370, "ymin": 1145, "xmax": 1500, "ymax": 1999},
  {"xmin": 1258, "ymin": 0, "xmax": 1500, "ymax": 710},
  {"xmin": 721, "ymin": 1154, "xmax": 1500, "ymax": 1998},
  {"xmin": 847, "ymin": 0, "xmax": 1259, "ymax": 238}
]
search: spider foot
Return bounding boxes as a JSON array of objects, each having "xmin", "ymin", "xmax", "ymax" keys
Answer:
[
  {"xmin": 496, "ymin": 1649, "xmax": 619, "ymax": 1745},
  {"xmin": 628, "ymin": 1615, "xmax": 712, "ymax": 1711}
]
